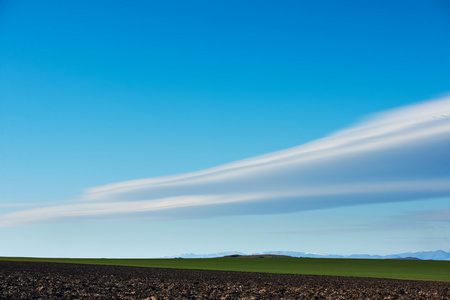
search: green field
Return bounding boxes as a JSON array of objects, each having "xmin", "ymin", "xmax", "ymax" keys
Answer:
[{"xmin": 1, "ymin": 256, "xmax": 449, "ymax": 281}]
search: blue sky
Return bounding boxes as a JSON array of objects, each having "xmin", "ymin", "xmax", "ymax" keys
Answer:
[{"xmin": 0, "ymin": 0, "xmax": 449, "ymax": 257}]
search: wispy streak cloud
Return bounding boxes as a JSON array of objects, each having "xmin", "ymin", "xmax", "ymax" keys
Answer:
[
  {"xmin": 1, "ymin": 96, "xmax": 450, "ymax": 226},
  {"xmin": 406, "ymin": 209, "xmax": 450, "ymax": 222}
]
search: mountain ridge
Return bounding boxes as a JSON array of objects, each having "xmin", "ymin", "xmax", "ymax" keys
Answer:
[{"xmin": 166, "ymin": 250, "xmax": 450, "ymax": 261}]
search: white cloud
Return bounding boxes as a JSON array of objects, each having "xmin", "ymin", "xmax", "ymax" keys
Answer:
[{"xmin": 1, "ymin": 96, "xmax": 450, "ymax": 226}]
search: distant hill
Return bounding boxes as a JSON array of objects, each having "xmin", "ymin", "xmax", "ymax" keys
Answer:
[
  {"xmin": 167, "ymin": 250, "xmax": 450, "ymax": 261},
  {"xmin": 171, "ymin": 252, "xmax": 247, "ymax": 258},
  {"xmin": 222, "ymin": 254, "xmax": 292, "ymax": 258},
  {"xmin": 383, "ymin": 250, "xmax": 450, "ymax": 260}
]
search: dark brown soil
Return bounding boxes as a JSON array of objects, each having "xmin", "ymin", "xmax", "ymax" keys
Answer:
[{"xmin": 0, "ymin": 260, "xmax": 448, "ymax": 299}]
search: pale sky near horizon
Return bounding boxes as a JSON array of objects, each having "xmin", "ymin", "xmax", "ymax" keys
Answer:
[{"xmin": 1, "ymin": 0, "xmax": 449, "ymax": 258}]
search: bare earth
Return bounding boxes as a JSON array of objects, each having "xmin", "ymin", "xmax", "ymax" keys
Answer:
[{"xmin": 0, "ymin": 261, "xmax": 448, "ymax": 299}]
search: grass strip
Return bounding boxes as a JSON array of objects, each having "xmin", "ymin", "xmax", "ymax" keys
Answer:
[{"xmin": 1, "ymin": 256, "xmax": 448, "ymax": 281}]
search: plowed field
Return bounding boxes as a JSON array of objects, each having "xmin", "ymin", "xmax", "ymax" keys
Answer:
[{"xmin": 0, "ymin": 260, "xmax": 448, "ymax": 299}]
